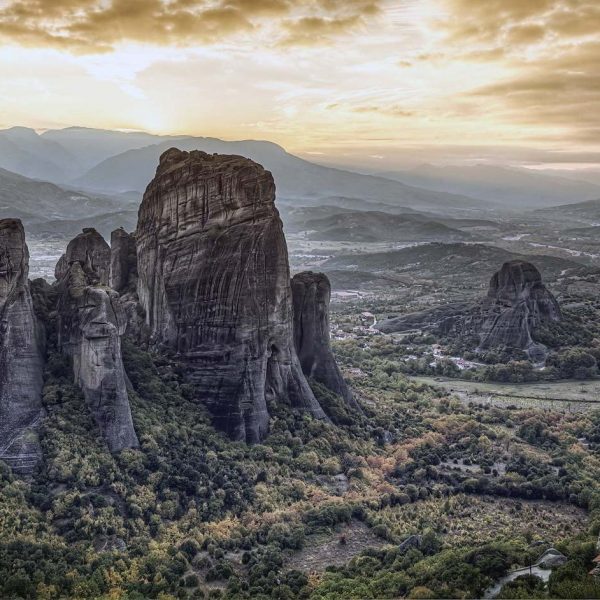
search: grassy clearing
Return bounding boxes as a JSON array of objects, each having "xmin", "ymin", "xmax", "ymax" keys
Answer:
[{"xmin": 411, "ymin": 375, "xmax": 600, "ymax": 411}]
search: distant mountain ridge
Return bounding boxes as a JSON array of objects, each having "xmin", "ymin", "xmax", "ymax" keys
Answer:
[
  {"xmin": 0, "ymin": 167, "xmax": 129, "ymax": 222},
  {"xmin": 378, "ymin": 163, "xmax": 600, "ymax": 208},
  {"xmin": 299, "ymin": 210, "xmax": 475, "ymax": 243},
  {"xmin": 72, "ymin": 138, "xmax": 486, "ymax": 212},
  {"xmin": 0, "ymin": 126, "xmax": 490, "ymax": 212},
  {"xmin": 2, "ymin": 126, "xmax": 599, "ymax": 212}
]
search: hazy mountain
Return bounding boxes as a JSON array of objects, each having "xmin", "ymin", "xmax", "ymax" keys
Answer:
[
  {"xmin": 41, "ymin": 127, "xmax": 185, "ymax": 172},
  {"xmin": 0, "ymin": 127, "xmax": 83, "ymax": 182},
  {"xmin": 278, "ymin": 195, "xmax": 421, "ymax": 214},
  {"xmin": 301, "ymin": 211, "xmax": 474, "ymax": 242},
  {"xmin": 541, "ymin": 168, "xmax": 600, "ymax": 187},
  {"xmin": 0, "ymin": 126, "xmax": 493, "ymax": 212},
  {"xmin": 27, "ymin": 210, "xmax": 138, "ymax": 241},
  {"xmin": 73, "ymin": 137, "xmax": 487, "ymax": 212},
  {"xmin": 378, "ymin": 164, "xmax": 600, "ymax": 208},
  {"xmin": 0, "ymin": 167, "xmax": 134, "ymax": 226},
  {"xmin": 322, "ymin": 242, "xmax": 588, "ymax": 281},
  {"xmin": 535, "ymin": 198, "xmax": 600, "ymax": 222}
]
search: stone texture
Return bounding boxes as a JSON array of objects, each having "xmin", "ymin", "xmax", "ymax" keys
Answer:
[
  {"xmin": 136, "ymin": 148, "xmax": 327, "ymax": 442},
  {"xmin": 110, "ymin": 228, "xmax": 138, "ymax": 294},
  {"xmin": 291, "ymin": 271, "xmax": 359, "ymax": 411},
  {"xmin": 0, "ymin": 219, "xmax": 45, "ymax": 474},
  {"xmin": 376, "ymin": 260, "xmax": 561, "ymax": 359},
  {"xmin": 57, "ymin": 228, "xmax": 138, "ymax": 452},
  {"xmin": 478, "ymin": 260, "xmax": 561, "ymax": 354},
  {"xmin": 61, "ymin": 227, "xmax": 110, "ymax": 285},
  {"xmin": 376, "ymin": 302, "xmax": 470, "ymax": 335}
]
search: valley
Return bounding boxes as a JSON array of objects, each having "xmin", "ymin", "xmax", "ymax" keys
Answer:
[{"xmin": 1, "ymin": 129, "xmax": 600, "ymax": 600}]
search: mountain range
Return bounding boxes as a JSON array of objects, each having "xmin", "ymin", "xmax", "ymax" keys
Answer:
[
  {"xmin": 2, "ymin": 126, "xmax": 599, "ymax": 213},
  {"xmin": 377, "ymin": 163, "xmax": 600, "ymax": 208}
]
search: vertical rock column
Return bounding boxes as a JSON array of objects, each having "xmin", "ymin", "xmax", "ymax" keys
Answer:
[
  {"xmin": 136, "ymin": 148, "xmax": 327, "ymax": 442},
  {"xmin": 56, "ymin": 228, "xmax": 138, "ymax": 452},
  {"xmin": 0, "ymin": 219, "xmax": 45, "ymax": 473},
  {"xmin": 291, "ymin": 271, "xmax": 360, "ymax": 411}
]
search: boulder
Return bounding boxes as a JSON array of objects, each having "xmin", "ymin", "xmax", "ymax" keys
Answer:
[
  {"xmin": 0, "ymin": 219, "xmax": 45, "ymax": 474},
  {"xmin": 291, "ymin": 271, "xmax": 359, "ymax": 411},
  {"xmin": 136, "ymin": 148, "xmax": 327, "ymax": 442},
  {"xmin": 57, "ymin": 229, "xmax": 138, "ymax": 452}
]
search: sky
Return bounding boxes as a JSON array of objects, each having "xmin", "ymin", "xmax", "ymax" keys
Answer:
[{"xmin": 0, "ymin": 0, "xmax": 598, "ymax": 171}]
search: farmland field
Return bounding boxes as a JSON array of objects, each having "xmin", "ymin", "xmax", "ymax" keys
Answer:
[{"xmin": 410, "ymin": 376, "xmax": 600, "ymax": 411}]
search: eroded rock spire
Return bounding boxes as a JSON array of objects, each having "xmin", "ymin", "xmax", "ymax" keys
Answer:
[
  {"xmin": 0, "ymin": 219, "xmax": 45, "ymax": 473},
  {"xmin": 136, "ymin": 148, "xmax": 327, "ymax": 441},
  {"xmin": 56, "ymin": 228, "xmax": 138, "ymax": 452}
]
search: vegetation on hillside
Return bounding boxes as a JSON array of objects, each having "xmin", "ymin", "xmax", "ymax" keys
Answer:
[{"xmin": 1, "ymin": 329, "xmax": 600, "ymax": 599}]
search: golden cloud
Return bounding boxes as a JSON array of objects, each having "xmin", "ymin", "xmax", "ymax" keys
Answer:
[
  {"xmin": 435, "ymin": 0, "xmax": 600, "ymax": 146},
  {"xmin": 0, "ymin": 0, "xmax": 380, "ymax": 52}
]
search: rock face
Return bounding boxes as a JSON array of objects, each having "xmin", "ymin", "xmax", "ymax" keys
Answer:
[
  {"xmin": 110, "ymin": 228, "xmax": 138, "ymax": 294},
  {"xmin": 59, "ymin": 227, "xmax": 111, "ymax": 285},
  {"xmin": 376, "ymin": 302, "xmax": 470, "ymax": 335},
  {"xmin": 136, "ymin": 148, "xmax": 327, "ymax": 442},
  {"xmin": 478, "ymin": 260, "xmax": 561, "ymax": 355},
  {"xmin": 376, "ymin": 260, "xmax": 561, "ymax": 359},
  {"xmin": 57, "ymin": 228, "xmax": 138, "ymax": 452},
  {"xmin": 0, "ymin": 219, "xmax": 45, "ymax": 473},
  {"xmin": 291, "ymin": 271, "xmax": 359, "ymax": 410}
]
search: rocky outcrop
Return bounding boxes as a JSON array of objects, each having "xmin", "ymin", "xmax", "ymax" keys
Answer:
[
  {"xmin": 291, "ymin": 271, "xmax": 359, "ymax": 411},
  {"xmin": 136, "ymin": 148, "xmax": 327, "ymax": 442},
  {"xmin": 477, "ymin": 260, "xmax": 561, "ymax": 358},
  {"xmin": 61, "ymin": 227, "xmax": 110, "ymax": 285},
  {"xmin": 0, "ymin": 219, "xmax": 45, "ymax": 474},
  {"xmin": 57, "ymin": 228, "xmax": 138, "ymax": 452},
  {"xmin": 376, "ymin": 260, "xmax": 561, "ymax": 360},
  {"xmin": 376, "ymin": 302, "xmax": 470, "ymax": 335},
  {"xmin": 110, "ymin": 228, "xmax": 137, "ymax": 294}
]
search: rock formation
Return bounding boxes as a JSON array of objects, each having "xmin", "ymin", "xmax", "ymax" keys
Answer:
[
  {"xmin": 57, "ymin": 228, "xmax": 138, "ymax": 452},
  {"xmin": 136, "ymin": 148, "xmax": 327, "ymax": 442},
  {"xmin": 477, "ymin": 260, "xmax": 561, "ymax": 357},
  {"xmin": 377, "ymin": 260, "xmax": 561, "ymax": 360},
  {"xmin": 110, "ymin": 228, "xmax": 137, "ymax": 294},
  {"xmin": 0, "ymin": 219, "xmax": 45, "ymax": 473},
  {"xmin": 291, "ymin": 271, "xmax": 359, "ymax": 411},
  {"xmin": 58, "ymin": 227, "xmax": 111, "ymax": 285}
]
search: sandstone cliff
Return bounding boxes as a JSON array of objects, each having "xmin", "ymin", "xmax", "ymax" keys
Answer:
[
  {"xmin": 136, "ymin": 148, "xmax": 327, "ymax": 442},
  {"xmin": 57, "ymin": 228, "xmax": 138, "ymax": 452},
  {"xmin": 291, "ymin": 272, "xmax": 359, "ymax": 411},
  {"xmin": 0, "ymin": 219, "xmax": 45, "ymax": 473}
]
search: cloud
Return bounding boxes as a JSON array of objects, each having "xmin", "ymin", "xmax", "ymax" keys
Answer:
[
  {"xmin": 0, "ymin": 0, "xmax": 380, "ymax": 52},
  {"xmin": 280, "ymin": 15, "xmax": 363, "ymax": 46},
  {"xmin": 430, "ymin": 0, "xmax": 600, "ymax": 147},
  {"xmin": 351, "ymin": 105, "xmax": 415, "ymax": 118}
]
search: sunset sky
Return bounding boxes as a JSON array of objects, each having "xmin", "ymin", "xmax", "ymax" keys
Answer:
[{"xmin": 0, "ymin": 0, "xmax": 598, "ymax": 170}]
